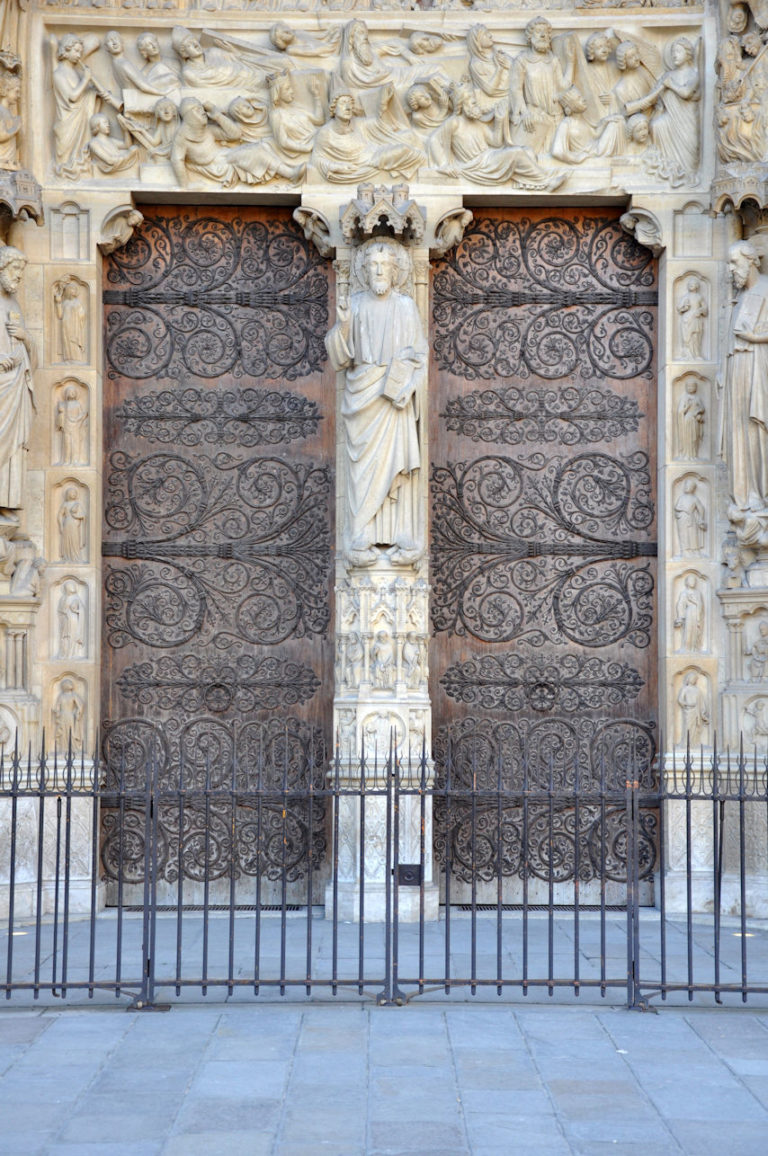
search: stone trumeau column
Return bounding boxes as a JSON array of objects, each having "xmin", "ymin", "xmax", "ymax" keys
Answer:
[{"xmin": 298, "ymin": 186, "xmax": 469, "ymax": 921}]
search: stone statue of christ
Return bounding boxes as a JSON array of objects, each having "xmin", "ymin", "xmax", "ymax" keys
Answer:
[{"xmin": 325, "ymin": 240, "xmax": 426, "ymax": 566}]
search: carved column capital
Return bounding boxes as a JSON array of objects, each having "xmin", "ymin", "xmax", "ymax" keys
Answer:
[{"xmin": 620, "ymin": 206, "xmax": 664, "ymax": 257}]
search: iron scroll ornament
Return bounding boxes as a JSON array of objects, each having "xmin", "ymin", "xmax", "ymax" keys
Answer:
[
  {"xmin": 100, "ymin": 717, "xmax": 326, "ymax": 885},
  {"xmin": 103, "ymin": 451, "xmax": 331, "ymax": 649},
  {"xmin": 432, "ymin": 215, "xmax": 657, "ymax": 382},
  {"xmin": 433, "ymin": 716, "xmax": 657, "ymax": 885},
  {"xmin": 430, "ymin": 452, "xmax": 656, "ymax": 647},
  {"xmin": 104, "ymin": 214, "xmax": 328, "ymax": 382}
]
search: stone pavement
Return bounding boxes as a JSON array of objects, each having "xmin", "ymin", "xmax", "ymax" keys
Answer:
[{"xmin": 1, "ymin": 1002, "xmax": 768, "ymax": 1156}]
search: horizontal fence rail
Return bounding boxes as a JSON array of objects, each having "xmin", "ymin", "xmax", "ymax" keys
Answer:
[{"xmin": 1, "ymin": 734, "xmax": 767, "ymax": 1008}]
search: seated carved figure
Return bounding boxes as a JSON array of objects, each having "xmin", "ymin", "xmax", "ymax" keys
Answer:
[
  {"xmin": 171, "ymin": 98, "xmax": 240, "ymax": 186},
  {"xmin": 171, "ymin": 26, "xmax": 263, "ymax": 92},
  {"xmin": 88, "ymin": 114, "xmax": 140, "ymax": 174},
  {"xmin": 312, "ymin": 90, "xmax": 422, "ymax": 183},
  {"xmin": 427, "ymin": 83, "xmax": 565, "ymax": 189}
]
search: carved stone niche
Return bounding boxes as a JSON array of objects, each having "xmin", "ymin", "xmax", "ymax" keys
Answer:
[
  {"xmin": 0, "ymin": 170, "xmax": 43, "ymax": 237},
  {"xmin": 673, "ymin": 271, "xmax": 710, "ymax": 362},
  {"xmin": 673, "ymin": 371, "xmax": 708, "ymax": 461},
  {"xmin": 340, "ymin": 183, "xmax": 425, "ymax": 245},
  {"xmin": 717, "ymin": 588, "xmax": 768, "ymax": 686},
  {"xmin": 51, "ymin": 276, "xmax": 89, "ymax": 365},
  {"xmin": 674, "ymin": 665, "xmax": 712, "ymax": 748},
  {"xmin": 53, "ymin": 378, "xmax": 90, "ymax": 466},
  {"xmin": 52, "ymin": 479, "xmax": 89, "ymax": 565}
]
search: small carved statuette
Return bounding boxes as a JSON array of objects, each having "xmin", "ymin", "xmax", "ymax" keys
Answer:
[
  {"xmin": 746, "ymin": 620, "xmax": 768, "ymax": 681},
  {"xmin": 57, "ymin": 580, "xmax": 86, "ymax": 659},
  {"xmin": 676, "ymin": 377, "xmax": 705, "ymax": 460},
  {"xmin": 677, "ymin": 671, "xmax": 709, "ymax": 746},
  {"xmin": 53, "ymin": 678, "xmax": 85, "ymax": 753},
  {"xmin": 8, "ymin": 537, "xmax": 45, "ymax": 596},
  {"xmin": 58, "ymin": 486, "xmax": 87, "ymax": 563},
  {"xmin": 674, "ymin": 478, "xmax": 706, "ymax": 556},
  {"xmin": 677, "ymin": 277, "xmax": 708, "ymax": 360},
  {"xmin": 53, "ymin": 276, "xmax": 87, "ymax": 363},
  {"xmin": 56, "ymin": 384, "xmax": 88, "ymax": 465},
  {"xmin": 674, "ymin": 574, "xmax": 704, "ymax": 652},
  {"xmin": 371, "ymin": 630, "xmax": 395, "ymax": 689}
]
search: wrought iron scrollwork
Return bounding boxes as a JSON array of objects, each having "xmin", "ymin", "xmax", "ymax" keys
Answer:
[
  {"xmin": 441, "ymin": 653, "xmax": 644, "ymax": 714},
  {"xmin": 103, "ymin": 452, "xmax": 331, "ymax": 649},
  {"xmin": 432, "ymin": 215, "xmax": 657, "ymax": 381},
  {"xmin": 100, "ymin": 717, "xmax": 326, "ymax": 885},
  {"xmin": 442, "ymin": 384, "xmax": 642, "ymax": 447},
  {"xmin": 104, "ymin": 214, "xmax": 328, "ymax": 381},
  {"xmin": 433, "ymin": 718, "xmax": 657, "ymax": 885},
  {"xmin": 431, "ymin": 452, "xmax": 656, "ymax": 646},
  {"xmin": 115, "ymin": 385, "xmax": 320, "ymax": 448},
  {"xmin": 116, "ymin": 654, "xmax": 320, "ymax": 714}
]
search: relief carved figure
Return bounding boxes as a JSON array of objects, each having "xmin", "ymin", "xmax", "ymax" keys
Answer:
[
  {"xmin": 57, "ymin": 580, "xmax": 86, "ymax": 659},
  {"xmin": 52, "ymin": 33, "xmax": 116, "ymax": 180},
  {"xmin": 676, "ymin": 377, "xmax": 705, "ymax": 460},
  {"xmin": 371, "ymin": 630, "xmax": 395, "ymax": 688},
  {"xmin": 56, "ymin": 384, "xmax": 88, "ymax": 465},
  {"xmin": 677, "ymin": 277, "xmax": 708, "ymax": 360},
  {"xmin": 625, "ymin": 37, "xmax": 700, "ymax": 185},
  {"xmin": 677, "ymin": 670, "xmax": 710, "ymax": 746},
  {"xmin": 721, "ymin": 241, "xmax": 768, "ymax": 521},
  {"xmin": 53, "ymin": 677, "xmax": 85, "ymax": 753},
  {"xmin": 53, "ymin": 276, "xmax": 87, "ymax": 363},
  {"xmin": 674, "ymin": 574, "xmax": 704, "ymax": 652},
  {"xmin": 746, "ymin": 619, "xmax": 768, "ymax": 679},
  {"xmin": 0, "ymin": 51, "xmax": 21, "ymax": 169},
  {"xmin": 342, "ymin": 630, "xmax": 364, "ymax": 688},
  {"xmin": 57, "ymin": 485, "xmax": 87, "ymax": 563},
  {"xmin": 325, "ymin": 239, "xmax": 425, "ymax": 566},
  {"xmin": 0, "ymin": 247, "xmax": 35, "ymax": 511},
  {"xmin": 674, "ymin": 478, "xmax": 707, "ymax": 556},
  {"xmin": 171, "ymin": 98, "xmax": 241, "ymax": 186},
  {"xmin": 88, "ymin": 113, "xmax": 140, "ymax": 175},
  {"xmin": 509, "ymin": 18, "xmax": 573, "ymax": 154}
]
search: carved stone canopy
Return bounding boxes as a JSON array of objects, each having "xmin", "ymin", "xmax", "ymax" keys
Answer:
[
  {"xmin": 340, "ymin": 184, "xmax": 425, "ymax": 245},
  {"xmin": 0, "ymin": 169, "xmax": 43, "ymax": 228}
]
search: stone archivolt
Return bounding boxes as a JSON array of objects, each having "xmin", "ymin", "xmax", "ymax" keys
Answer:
[{"xmin": 42, "ymin": 18, "xmax": 702, "ymax": 193}]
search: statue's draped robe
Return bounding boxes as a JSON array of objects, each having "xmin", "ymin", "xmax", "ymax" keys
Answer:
[
  {"xmin": 723, "ymin": 274, "xmax": 768, "ymax": 510},
  {"xmin": 326, "ymin": 289, "xmax": 426, "ymax": 549},
  {"xmin": 0, "ymin": 291, "xmax": 33, "ymax": 509}
]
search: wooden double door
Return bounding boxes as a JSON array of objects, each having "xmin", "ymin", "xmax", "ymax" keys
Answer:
[{"xmin": 100, "ymin": 206, "xmax": 657, "ymax": 900}]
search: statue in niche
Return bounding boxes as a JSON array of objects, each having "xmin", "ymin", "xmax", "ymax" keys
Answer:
[
  {"xmin": 56, "ymin": 385, "xmax": 88, "ymax": 465},
  {"xmin": 677, "ymin": 277, "xmax": 708, "ymax": 360},
  {"xmin": 53, "ymin": 277, "xmax": 86, "ymax": 363},
  {"xmin": 746, "ymin": 620, "xmax": 768, "ymax": 680},
  {"xmin": 721, "ymin": 241, "xmax": 768, "ymax": 521},
  {"xmin": 343, "ymin": 630, "xmax": 364, "ymax": 688},
  {"xmin": 58, "ymin": 486, "xmax": 87, "ymax": 563},
  {"xmin": 509, "ymin": 18, "xmax": 574, "ymax": 154},
  {"xmin": 428, "ymin": 84, "xmax": 565, "ymax": 190},
  {"xmin": 88, "ymin": 114, "xmax": 140, "ymax": 175},
  {"xmin": 625, "ymin": 37, "xmax": 700, "ymax": 185},
  {"xmin": 53, "ymin": 678, "xmax": 85, "ymax": 753},
  {"xmin": 325, "ymin": 239, "xmax": 426, "ymax": 566},
  {"xmin": 401, "ymin": 631, "xmax": 424, "ymax": 688},
  {"xmin": 676, "ymin": 378, "xmax": 705, "ymax": 460},
  {"xmin": 0, "ymin": 246, "xmax": 35, "ymax": 512},
  {"xmin": 674, "ymin": 574, "xmax": 704, "ymax": 652},
  {"xmin": 0, "ymin": 52, "xmax": 21, "ymax": 170},
  {"xmin": 52, "ymin": 34, "xmax": 116, "ymax": 181},
  {"xmin": 674, "ymin": 478, "xmax": 706, "ymax": 556},
  {"xmin": 677, "ymin": 671, "xmax": 709, "ymax": 746},
  {"xmin": 57, "ymin": 580, "xmax": 86, "ymax": 659},
  {"xmin": 338, "ymin": 709, "xmax": 357, "ymax": 759},
  {"xmin": 171, "ymin": 99, "xmax": 240, "ymax": 187},
  {"xmin": 371, "ymin": 630, "xmax": 395, "ymax": 688}
]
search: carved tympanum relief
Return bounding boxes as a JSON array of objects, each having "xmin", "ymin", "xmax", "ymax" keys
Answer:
[{"xmin": 46, "ymin": 21, "xmax": 702, "ymax": 192}]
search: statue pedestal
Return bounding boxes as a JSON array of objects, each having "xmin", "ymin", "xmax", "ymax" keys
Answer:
[{"xmin": 324, "ymin": 770, "xmax": 439, "ymax": 924}]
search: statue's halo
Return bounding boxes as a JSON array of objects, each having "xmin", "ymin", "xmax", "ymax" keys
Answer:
[{"xmin": 353, "ymin": 238, "xmax": 412, "ymax": 293}]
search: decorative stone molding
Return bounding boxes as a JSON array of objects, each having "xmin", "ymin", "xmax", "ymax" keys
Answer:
[{"xmin": 339, "ymin": 184, "xmax": 425, "ymax": 245}]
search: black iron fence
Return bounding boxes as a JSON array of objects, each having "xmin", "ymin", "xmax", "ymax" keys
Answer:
[{"xmin": 1, "ymin": 735, "xmax": 768, "ymax": 1007}]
